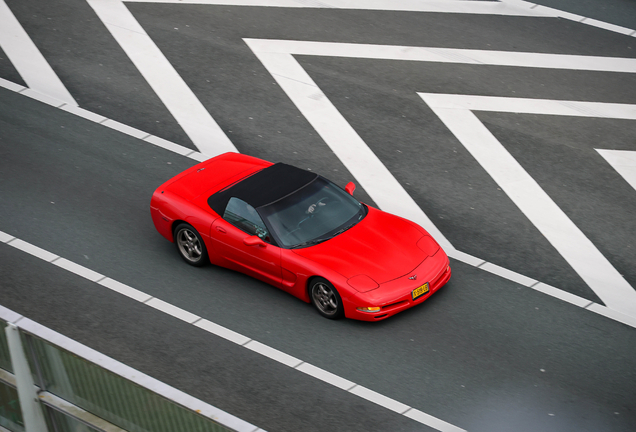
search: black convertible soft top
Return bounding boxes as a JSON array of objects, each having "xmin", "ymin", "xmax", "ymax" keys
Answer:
[{"xmin": 207, "ymin": 162, "xmax": 317, "ymax": 215}]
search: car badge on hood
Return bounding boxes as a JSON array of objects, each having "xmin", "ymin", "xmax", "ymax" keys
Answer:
[{"xmin": 409, "ymin": 274, "xmax": 417, "ymax": 280}]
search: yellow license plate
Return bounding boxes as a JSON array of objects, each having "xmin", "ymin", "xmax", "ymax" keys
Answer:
[{"xmin": 412, "ymin": 282, "xmax": 429, "ymax": 300}]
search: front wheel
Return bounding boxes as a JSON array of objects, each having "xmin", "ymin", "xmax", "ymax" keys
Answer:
[
  {"xmin": 174, "ymin": 223, "xmax": 208, "ymax": 267},
  {"xmin": 310, "ymin": 278, "xmax": 344, "ymax": 319}
]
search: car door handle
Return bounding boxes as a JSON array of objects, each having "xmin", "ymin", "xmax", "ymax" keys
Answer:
[{"xmin": 216, "ymin": 226, "xmax": 226, "ymax": 234}]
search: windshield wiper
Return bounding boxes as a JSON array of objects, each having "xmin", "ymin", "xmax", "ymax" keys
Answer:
[
  {"xmin": 293, "ymin": 237, "xmax": 330, "ymax": 248},
  {"xmin": 331, "ymin": 226, "xmax": 350, "ymax": 237},
  {"xmin": 330, "ymin": 222, "xmax": 356, "ymax": 238},
  {"xmin": 293, "ymin": 212, "xmax": 362, "ymax": 248}
]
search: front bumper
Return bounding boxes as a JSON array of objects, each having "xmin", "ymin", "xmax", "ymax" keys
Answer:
[{"xmin": 344, "ymin": 252, "xmax": 451, "ymax": 321}]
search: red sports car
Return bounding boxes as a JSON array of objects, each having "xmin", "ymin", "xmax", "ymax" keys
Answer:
[{"xmin": 150, "ymin": 153, "xmax": 451, "ymax": 321}]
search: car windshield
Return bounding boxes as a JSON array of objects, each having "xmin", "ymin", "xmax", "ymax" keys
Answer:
[{"xmin": 258, "ymin": 177, "xmax": 365, "ymax": 248}]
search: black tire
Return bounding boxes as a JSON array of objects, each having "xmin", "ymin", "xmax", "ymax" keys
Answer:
[
  {"xmin": 174, "ymin": 223, "xmax": 208, "ymax": 267},
  {"xmin": 310, "ymin": 277, "xmax": 344, "ymax": 319}
]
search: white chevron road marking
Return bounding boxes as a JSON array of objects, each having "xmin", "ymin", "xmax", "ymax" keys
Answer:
[
  {"xmin": 0, "ymin": 0, "xmax": 77, "ymax": 105},
  {"xmin": 245, "ymin": 39, "xmax": 636, "ymax": 317},
  {"xmin": 419, "ymin": 93, "xmax": 636, "ymax": 317},
  {"xmin": 124, "ymin": 0, "xmax": 551, "ymax": 17},
  {"xmin": 502, "ymin": 0, "xmax": 636, "ymax": 37},
  {"xmin": 244, "ymin": 39, "xmax": 636, "ymax": 73},
  {"xmin": 597, "ymin": 150, "xmax": 636, "ymax": 192},
  {"xmin": 86, "ymin": 0, "xmax": 237, "ymax": 157},
  {"xmin": 123, "ymin": 0, "xmax": 635, "ymax": 37}
]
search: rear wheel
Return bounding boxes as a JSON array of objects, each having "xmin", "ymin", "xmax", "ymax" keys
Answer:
[
  {"xmin": 310, "ymin": 278, "xmax": 344, "ymax": 319},
  {"xmin": 174, "ymin": 223, "xmax": 208, "ymax": 267}
]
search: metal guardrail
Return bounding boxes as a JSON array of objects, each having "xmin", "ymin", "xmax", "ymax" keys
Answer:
[{"xmin": 0, "ymin": 305, "xmax": 264, "ymax": 432}]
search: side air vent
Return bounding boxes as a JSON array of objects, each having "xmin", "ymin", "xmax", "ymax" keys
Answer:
[{"xmin": 382, "ymin": 301, "xmax": 408, "ymax": 311}]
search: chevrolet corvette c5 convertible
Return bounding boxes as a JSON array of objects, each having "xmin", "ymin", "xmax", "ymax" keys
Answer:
[{"xmin": 150, "ymin": 152, "xmax": 451, "ymax": 321}]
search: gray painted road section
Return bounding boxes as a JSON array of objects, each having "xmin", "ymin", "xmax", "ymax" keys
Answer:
[
  {"xmin": 1, "ymin": 1, "xmax": 636, "ymax": 431},
  {"xmin": 1, "ymin": 85, "xmax": 636, "ymax": 431}
]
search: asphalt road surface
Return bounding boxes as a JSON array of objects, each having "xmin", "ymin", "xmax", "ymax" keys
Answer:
[{"xmin": 1, "ymin": 1, "xmax": 636, "ymax": 431}]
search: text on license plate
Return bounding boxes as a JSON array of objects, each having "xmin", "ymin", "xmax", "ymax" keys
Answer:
[{"xmin": 412, "ymin": 282, "xmax": 429, "ymax": 300}]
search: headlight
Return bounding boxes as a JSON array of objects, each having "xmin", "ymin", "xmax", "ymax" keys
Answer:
[
  {"xmin": 417, "ymin": 235, "xmax": 440, "ymax": 255},
  {"xmin": 347, "ymin": 274, "xmax": 379, "ymax": 292}
]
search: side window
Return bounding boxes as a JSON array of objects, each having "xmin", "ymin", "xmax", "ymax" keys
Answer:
[{"xmin": 223, "ymin": 197, "xmax": 269, "ymax": 240}]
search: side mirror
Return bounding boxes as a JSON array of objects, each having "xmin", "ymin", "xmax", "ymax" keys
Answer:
[
  {"xmin": 244, "ymin": 235, "xmax": 267, "ymax": 248},
  {"xmin": 345, "ymin": 182, "xmax": 356, "ymax": 195}
]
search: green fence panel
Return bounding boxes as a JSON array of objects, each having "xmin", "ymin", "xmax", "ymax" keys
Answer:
[
  {"xmin": 0, "ymin": 379, "xmax": 23, "ymax": 432},
  {"xmin": 28, "ymin": 336, "xmax": 232, "ymax": 432}
]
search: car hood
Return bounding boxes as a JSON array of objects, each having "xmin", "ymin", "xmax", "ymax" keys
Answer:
[{"xmin": 292, "ymin": 207, "xmax": 431, "ymax": 284}]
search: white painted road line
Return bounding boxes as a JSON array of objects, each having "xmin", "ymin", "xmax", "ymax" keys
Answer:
[
  {"xmin": 6, "ymin": 238, "xmax": 59, "ymax": 262},
  {"xmin": 0, "ymin": 231, "xmax": 466, "ymax": 431},
  {"xmin": 244, "ymin": 341, "xmax": 304, "ymax": 368},
  {"xmin": 187, "ymin": 152, "xmax": 211, "ymax": 162},
  {"xmin": 0, "ymin": 231, "xmax": 15, "ymax": 243},
  {"xmin": 194, "ymin": 318, "xmax": 252, "ymax": 345},
  {"xmin": 349, "ymin": 385, "xmax": 411, "ymax": 414},
  {"xmin": 420, "ymin": 94, "xmax": 636, "ymax": 120},
  {"xmin": 145, "ymin": 297, "xmax": 201, "ymax": 324},
  {"xmin": 124, "ymin": 0, "xmax": 551, "ymax": 16},
  {"xmin": 0, "ymin": 0, "xmax": 78, "ymax": 105},
  {"xmin": 532, "ymin": 282, "xmax": 593, "ymax": 309},
  {"xmin": 121, "ymin": 0, "xmax": 635, "ymax": 41},
  {"xmin": 479, "ymin": 262, "xmax": 537, "ymax": 287},
  {"xmin": 404, "ymin": 408, "xmax": 467, "ymax": 432},
  {"xmin": 20, "ymin": 88, "xmax": 67, "ymax": 108},
  {"xmin": 144, "ymin": 135, "xmax": 198, "ymax": 157},
  {"xmin": 86, "ymin": 0, "xmax": 237, "ymax": 157},
  {"xmin": 419, "ymin": 93, "xmax": 636, "ymax": 318},
  {"xmin": 294, "ymin": 363, "xmax": 356, "ymax": 391},
  {"xmin": 0, "ymin": 76, "xmax": 24, "ymax": 92},
  {"xmin": 98, "ymin": 278, "xmax": 154, "ymax": 303},
  {"xmin": 586, "ymin": 303, "xmax": 636, "ymax": 328},
  {"xmin": 123, "ymin": 0, "xmax": 636, "ymax": 39},
  {"xmin": 501, "ymin": 0, "xmax": 636, "ymax": 37},
  {"xmin": 244, "ymin": 39, "xmax": 636, "ymax": 73},
  {"xmin": 596, "ymin": 150, "xmax": 636, "ymax": 192},
  {"xmin": 101, "ymin": 119, "xmax": 150, "ymax": 140},
  {"xmin": 0, "ymin": 305, "xmax": 264, "ymax": 432},
  {"xmin": 52, "ymin": 258, "xmax": 105, "ymax": 283},
  {"xmin": 60, "ymin": 104, "xmax": 108, "ymax": 124},
  {"xmin": 448, "ymin": 250, "xmax": 485, "ymax": 267},
  {"xmin": 244, "ymin": 40, "xmax": 454, "ymax": 252}
]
